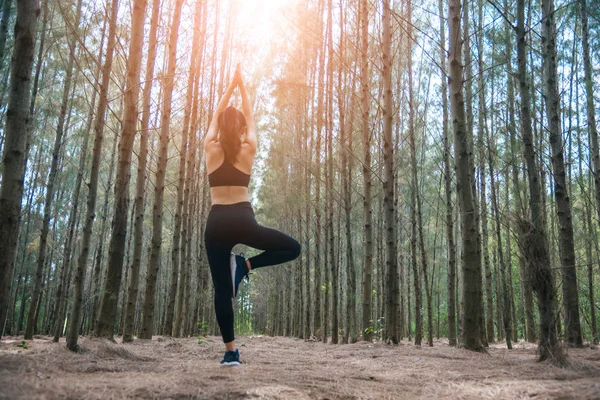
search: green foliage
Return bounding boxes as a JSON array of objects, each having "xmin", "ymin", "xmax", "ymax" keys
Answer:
[
  {"xmin": 17, "ymin": 340, "xmax": 28, "ymax": 350},
  {"xmin": 197, "ymin": 320, "xmax": 209, "ymax": 336},
  {"xmin": 365, "ymin": 318, "xmax": 385, "ymax": 337},
  {"xmin": 196, "ymin": 321, "xmax": 209, "ymax": 344}
]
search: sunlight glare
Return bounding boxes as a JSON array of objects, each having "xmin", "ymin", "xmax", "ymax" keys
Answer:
[{"xmin": 233, "ymin": 0, "xmax": 297, "ymax": 66}]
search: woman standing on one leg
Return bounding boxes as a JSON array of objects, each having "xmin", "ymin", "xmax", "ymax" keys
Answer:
[{"xmin": 204, "ymin": 66, "xmax": 301, "ymax": 366}]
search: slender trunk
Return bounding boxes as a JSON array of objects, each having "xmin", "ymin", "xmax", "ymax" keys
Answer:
[
  {"xmin": 95, "ymin": 0, "xmax": 147, "ymax": 340},
  {"xmin": 382, "ymin": 0, "xmax": 398, "ymax": 345},
  {"xmin": 487, "ymin": 129, "xmax": 512, "ymax": 349},
  {"xmin": 340, "ymin": 4, "xmax": 355, "ymax": 343},
  {"xmin": 314, "ymin": 0, "xmax": 324, "ymax": 341},
  {"xmin": 474, "ymin": 0, "xmax": 494, "ymax": 344},
  {"xmin": 324, "ymin": 0, "xmax": 337, "ymax": 345},
  {"xmin": 120, "ymin": 0, "xmax": 159, "ymax": 343},
  {"xmin": 172, "ymin": 0, "xmax": 201, "ymax": 338},
  {"xmin": 515, "ymin": 0, "xmax": 564, "ymax": 363},
  {"xmin": 54, "ymin": 83, "xmax": 91, "ymax": 343},
  {"xmin": 507, "ymin": 48, "xmax": 536, "ymax": 343},
  {"xmin": 139, "ymin": 0, "xmax": 182, "ymax": 340},
  {"xmin": 438, "ymin": 0, "xmax": 456, "ymax": 347},
  {"xmin": 360, "ymin": 0, "xmax": 373, "ymax": 342},
  {"xmin": 541, "ymin": 0, "xmax": 582, "ymax": 348},
  {"xmin": 448, "ymin": 0, "xmax": 484, "ymax": 351}
]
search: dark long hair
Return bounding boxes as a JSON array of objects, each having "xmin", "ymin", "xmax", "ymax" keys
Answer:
[{"xmin": 218, "ymin": 106, "xmax": 246, "ymax": 163}]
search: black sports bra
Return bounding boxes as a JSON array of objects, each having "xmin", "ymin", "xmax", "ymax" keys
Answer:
[{"xmin": 208, "ymin": 158, "xmax": 251, "ymax": 188}]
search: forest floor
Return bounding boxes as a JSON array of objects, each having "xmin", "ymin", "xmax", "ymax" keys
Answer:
[{"xmin": 1, "ymin": 335, "xmax": 599, "ymax": 399}]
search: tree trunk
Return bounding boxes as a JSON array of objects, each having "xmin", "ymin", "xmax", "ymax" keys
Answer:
[
  {"xmin": 382, "ymin": 0, "xmax": 398, "ymax": 345},
  {"xmin": 54, "ymin": 78, "xmax": 90, "ymax": 344},
  {"xmin": 473, "ymin": 0, "xmax": 495, "ymax": 344},
  {"xmin": 448, "ymin": 0, "xmax": 484, "ymax": 352},
  {"xmin": 338, "ymin": 4, "xmax": 355, "ymax": 344},
  {"xmin": 314, "ymin": 0, "xmax": 324, "ymax": 342},
  {"xmin": 515, "ymin": 0, "xmax": 565, "ymax": 363},
  {"xmin": 172, "ymin": 1, "xmax": 201, "ymax": 338},
  {"xmin": 541, "ymin": 0, "xmax": 582, "ymax": 348},
  {"xmin": 487, "ymin": 129, "xmax": 512, "ymax": 349},
  {"xmin": 139, "ymin": 0, "xmax": 182, "ymax": 340},
  {"xmin": 360, "ymin": 0, "xmax": 373, "ymax": 343},
  {"xmin": 95, "ymin": 0, "xmax": 147, "ymax": 340},
  {"xmin": 25, "ymin": 0, "xmax": 81, "ymax": 339},
  {"xmin": 438, "ymin": 0, "xmax": 457, "ymax": 347},
  {"xmin": 0, "ymin": 0, "xmax": 40, "ymax": 339},
  {"xmin": 121, "ymin": 0, "xmax": 160, "ymax": 343}
]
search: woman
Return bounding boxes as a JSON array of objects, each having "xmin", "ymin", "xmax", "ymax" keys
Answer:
[{"xmin": 204, "ymin": 66, "xmax": 301, "ymax": 366}]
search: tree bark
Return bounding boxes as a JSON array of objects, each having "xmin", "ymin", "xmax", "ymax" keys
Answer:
[
  {"xmin": 171, "ymin": 0, "xmax": 201, "ymax": 338},
  {"xmin": 359, "ymin": 0, "xmax": 373, "ymax": 343},
  {"xmin": 324, "ymin": 0, "xmax": 337, "ymax": 345},
  {"xmin": 448, "ymin": 0, "xmax": 484, "ymax": 352},
  {"xmin": 0, "ymin": 0, "xmax": 40, "ymax": 339},
  {"xmin": 95, "ymin": 0, "xmax": 147, "ymax": 340},
  {"xmin": 515, "ymin": 0, "xmax": 565, "ymax": 363},
  {"xmin": 314, "ymin": 0, "xmax": 324, "ymax": 342},
  {"xmin": 121, "ymin": 0, "xmax": 160, "ymax": 343},
  {"xmin": 541, "ymin": 0, "xmax": 582, "ymax": 348},
  {"xmin": 382, "ymin": 0, "xmax": 398, "ymax": 345},
  {"xmin": 139, "ymin": 0, "xmax": 183, "ymax": 340},
  {"xmin": 438, "ymin": 0, "xmax": 457, "ymax": 347}
]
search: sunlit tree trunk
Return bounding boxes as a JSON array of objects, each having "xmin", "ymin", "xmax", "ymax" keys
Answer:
[
  {"xmin": 184, "ymin": 0, "xmax": 206, "ymax": 338},
  {"xmin": 314, "ymin": 0, "xmax": 325, "ymax": 342},
  {"xmin": 122, "ymin": 0, "xmax": 160, "ymax": 343},
  {"xmin": 360, "ymin": 0, "xmax": 373, "ymax": 343},
  {"xmin": 95, "ymin": 0, "xmax": 147, "ymax": 340},
  {"xmin": 325, "ymin": 0, "xmax": 337, "ymax": 345},
  {"xmin": 338, "ymin": 1, "xmax": 355, "ymax": 344},
  {"xmin": 140, "ymin": 0, "xmax": 183, "ymax": 340},
  {"xmin": 172, "ymin": 0, "xmax": 200, "ymax": 338}
]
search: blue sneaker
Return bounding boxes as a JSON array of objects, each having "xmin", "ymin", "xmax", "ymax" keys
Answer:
[
  {"xmin": 220, "ymin": 349, "xmax": 240, "ymax": 366},
  {"xmin": 230, "ymin": 253, "xmax": 250, "ymax": 298}
]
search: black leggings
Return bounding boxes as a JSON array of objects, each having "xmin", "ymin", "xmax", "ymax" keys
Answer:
[{"xmin": 204, "ymin": 202, "xmax": 301, "ymax": 343}]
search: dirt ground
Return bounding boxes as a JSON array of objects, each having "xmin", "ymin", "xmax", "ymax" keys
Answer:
[{"xmin": 1, "ymin": 335, "xmax": 599, "ymax": 400}]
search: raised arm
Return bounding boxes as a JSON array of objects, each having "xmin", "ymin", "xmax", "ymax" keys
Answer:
[
  {"xmin": 237, "ymin": 71, "xmax": 256, "ymax": 150},
  {"xmin": 204, "ymin": 78, "xmax": 237, "ymax": 149}
]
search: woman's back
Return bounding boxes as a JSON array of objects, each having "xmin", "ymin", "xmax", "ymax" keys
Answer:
[{"xmin": 205, "ymin": 143, "xmax": 254, "ymax": 205}]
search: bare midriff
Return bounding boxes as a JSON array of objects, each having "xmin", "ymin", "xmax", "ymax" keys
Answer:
[{"xmin": 210, "ymin": 186, "xmax": 250, "ymax": 205}]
